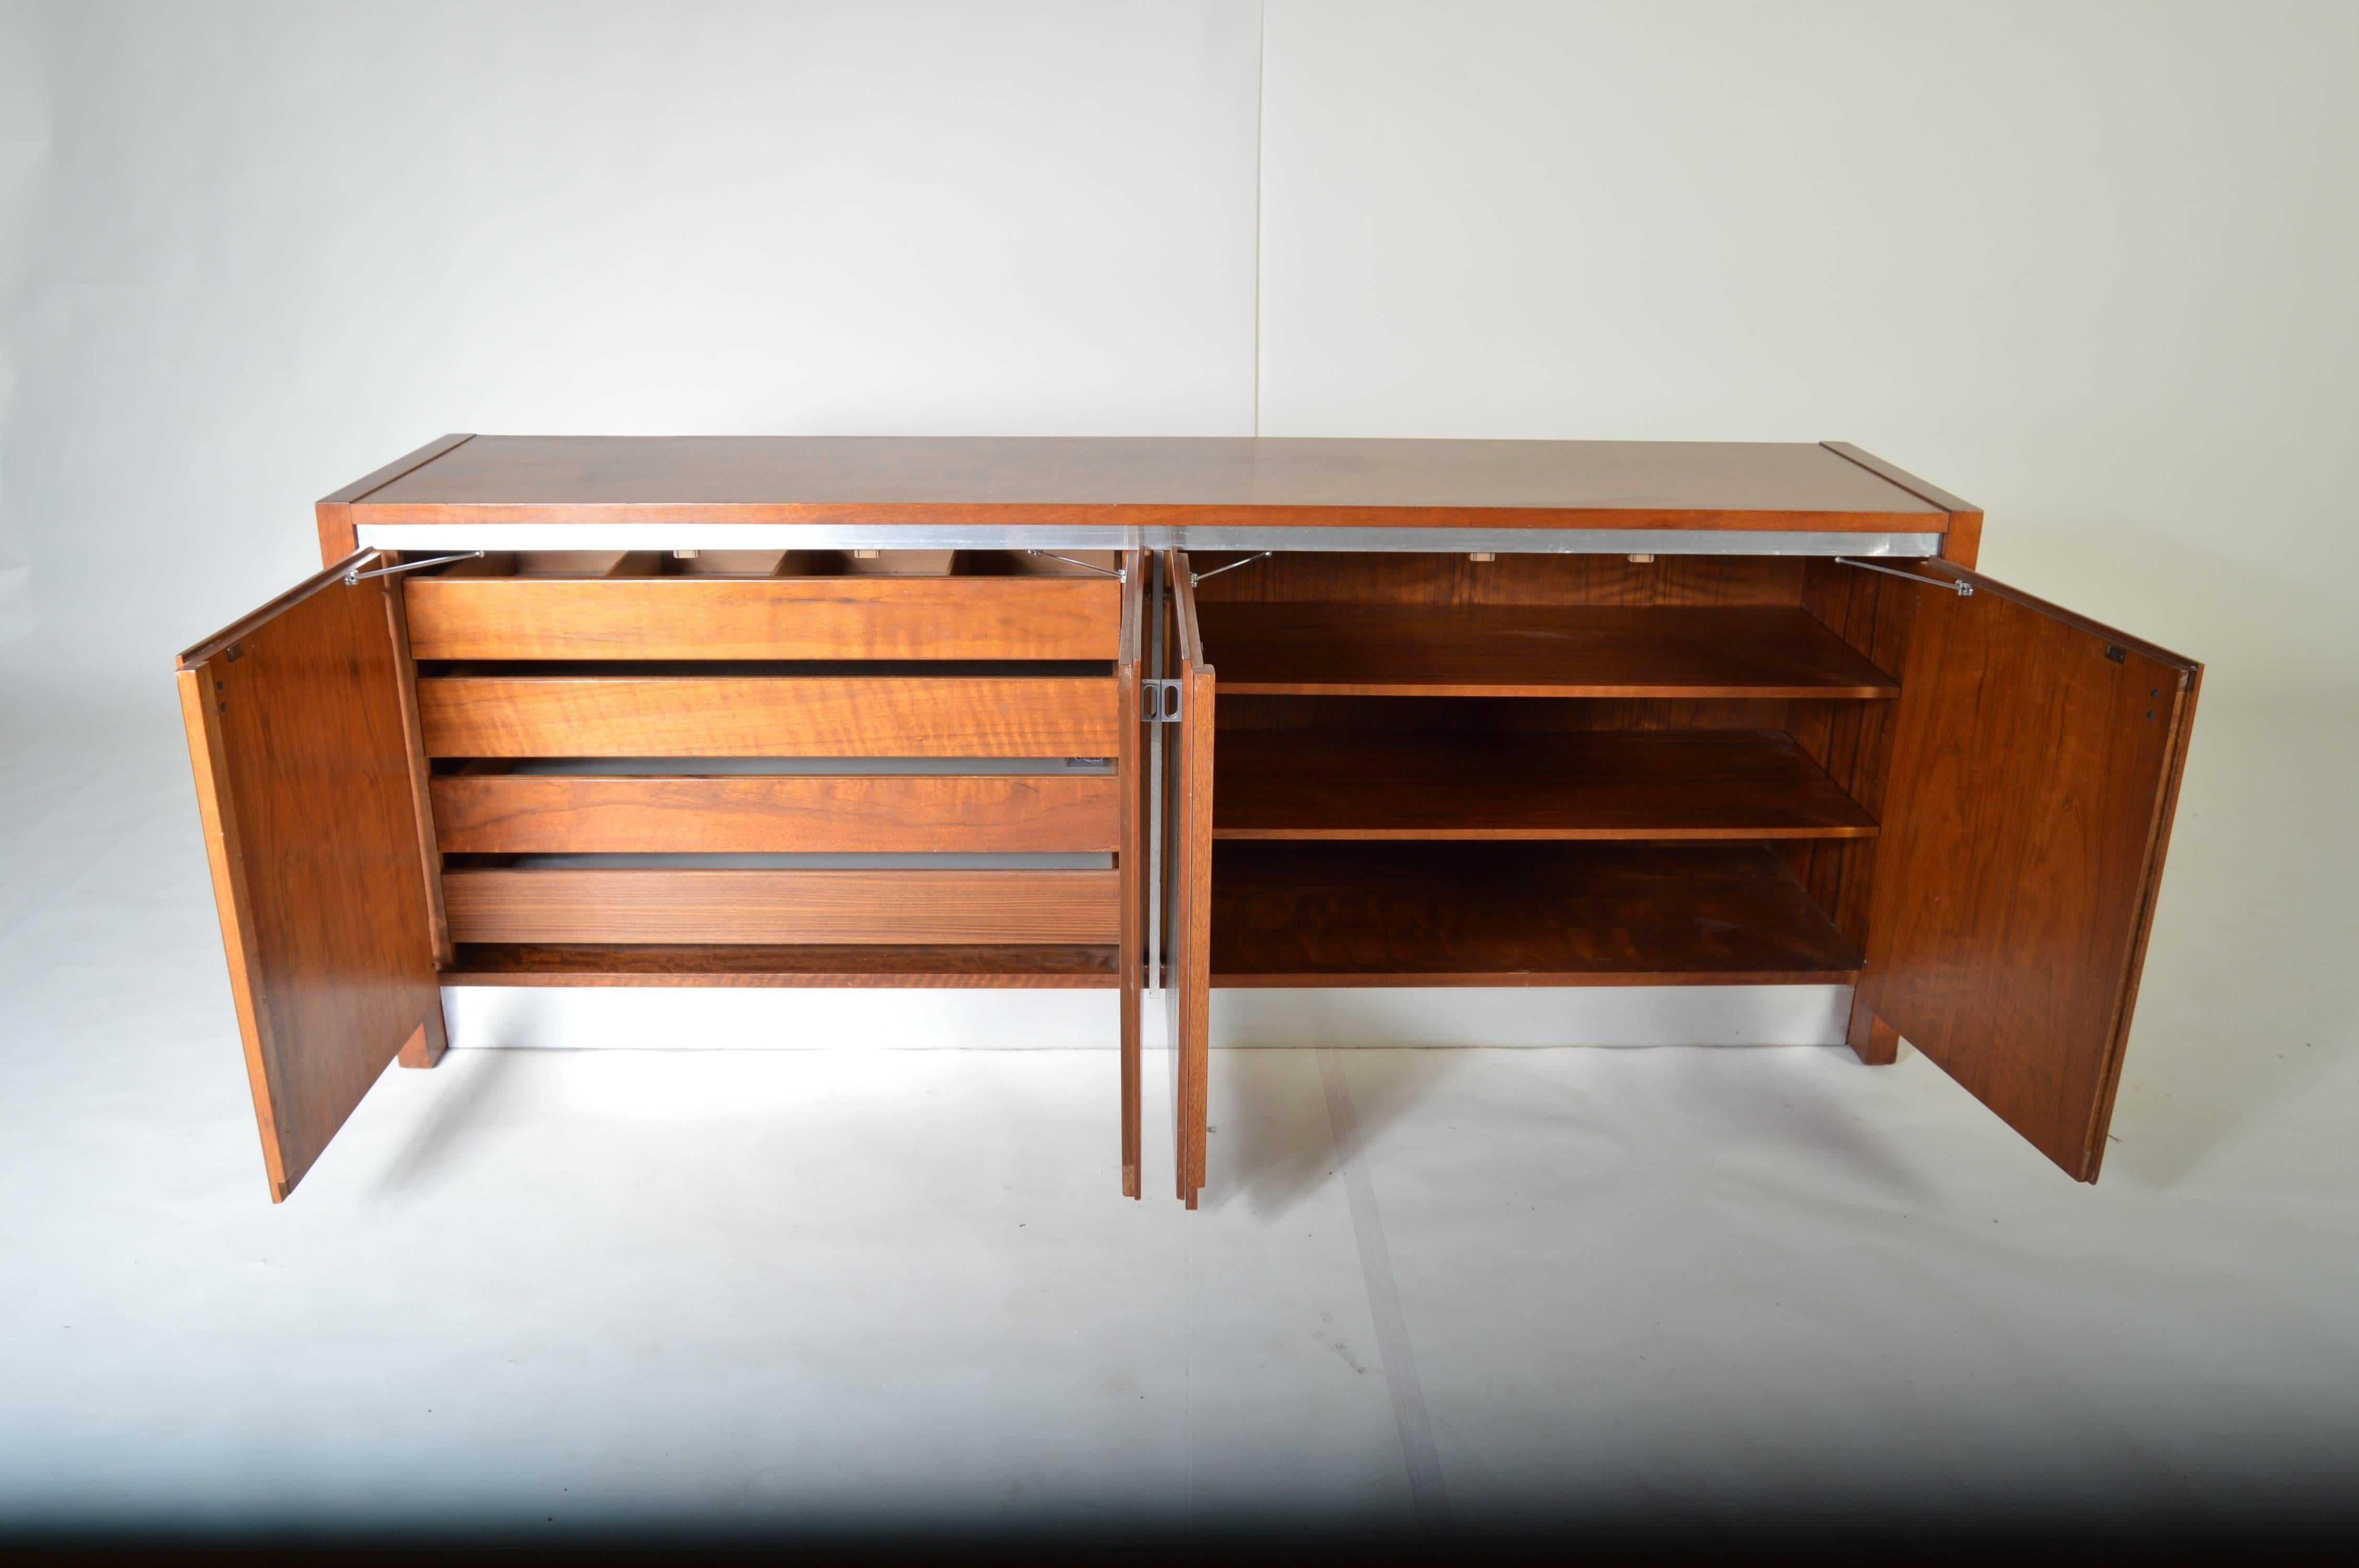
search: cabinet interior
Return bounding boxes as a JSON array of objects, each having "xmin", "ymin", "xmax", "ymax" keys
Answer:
[
  {"xmin": 1186, "ymin": 550, "xmax": 1919, "ymax": 988},
  {"xmin": 375, "ymin": 545, "xmax": 1917, "ymax": 993},
  {"xmin": 385, "ymin": 547, "xmax": 1135, "ymax": 990}
]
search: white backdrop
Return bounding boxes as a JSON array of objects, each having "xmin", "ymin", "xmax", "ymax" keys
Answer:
[
  {"xmin": 5, "ymin": 1, "xmax": 2354, "ymax": 702},
  {"xmin": 4, "ymin": 1, "xmax": 2358, "ymax": 1539},
  {"xmin": 0, "ymin": 0, "xmax": 1265, "ymax": 684},
  {"xmin": 1259, "ymin": 0, "xmax": 2359, "ymax": 712}
]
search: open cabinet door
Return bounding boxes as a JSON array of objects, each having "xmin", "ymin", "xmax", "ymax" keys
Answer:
[
  {"xmin": 1117, "ymin": 550, "xmax": 1145, "ymax": 1199},
  {"xmin": 1161, "ymin": 551, "xmax": 1214, "ymax": 1207},
  {"xmin": 1852, "ymin": 564, "xmax": 2200, "ymax": 1182},
  {"xmin": 177, "ymin": 554, "xmax": 446, "ymax": 1202}
]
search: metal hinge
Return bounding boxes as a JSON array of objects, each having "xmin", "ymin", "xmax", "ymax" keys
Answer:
[
  {"xmin": 1143, "ymin": 679, "xmax": 1184, "ymax": 722},
  {"xmin": 1834, "ymin": 556, "xmax": 1973, "ymax": 596},
  {"xmin": 345, "ymin": 550, "xmax": 485, "ymax": 585},
  {"xmin": 1025, "ymin": 550, "xmax": 1125, "ymax": 581},
  {"xmin": 1190, "ymin": 550, "xmax": 1272, "ymax": 587}
]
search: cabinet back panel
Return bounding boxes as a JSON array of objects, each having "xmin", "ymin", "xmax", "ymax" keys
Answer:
[{"xmin": 1187, "ymin": 551, "xmax": 1806, "ymax": 606}]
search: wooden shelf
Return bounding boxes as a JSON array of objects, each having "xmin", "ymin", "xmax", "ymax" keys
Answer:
[
  {"xmin": 443, "ymin": 944, "xmax": 1118, "ymax": 988},
  {"xmin": 1213, "ymin": 728, "xmax": 1877, "ymax": 841},
  {"xmin": 1194, "ymin": 603, "xmax": 1898, "ymax": 698},
  {"xmin": 1209, "ymin": 842, "xmax": 1862, "ymax": 987}
]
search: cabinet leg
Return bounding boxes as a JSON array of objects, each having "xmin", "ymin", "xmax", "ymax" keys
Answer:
[
  {"xmin": 396, "ymin": 1003, "xmax": 448, "ymax": 1069},
  {"xmin": 1846, "ymin": 995, "xmax": 1900, "ymax": 1066}
]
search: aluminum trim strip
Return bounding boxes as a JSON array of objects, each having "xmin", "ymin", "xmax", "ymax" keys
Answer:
[{"xmin": 355, "ymin": 524, "xmax": 1944, "ymax": 558}]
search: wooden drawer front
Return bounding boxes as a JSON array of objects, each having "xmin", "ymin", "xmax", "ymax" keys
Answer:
[
  {"xmin": 417, "ymin": 676, "xmax": 1118, "ymax": 757},
  {"xmin": 405, "ymin": 576, "xmax": 1121, "ymax": 661},
  {"xmin": 432, "ymin": 773, "xmax": 1119, "ymax": 854},
  {"xmin": 443, "ymin": 869, "xmax": 1121, "ymax": 944}
]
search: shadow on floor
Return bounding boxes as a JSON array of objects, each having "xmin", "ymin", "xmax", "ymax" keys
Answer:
[
  {"xmin": 368, "ymin": 1045, "xmax": 523, "ymax": 1204},
  {"xmin": 1203, "ymin": 1046, "xmax": 1462, "ymax": 1221},
  {"xmin": 2099, "ymin": 701, "xmax": 2359, "ymax": 1187}
]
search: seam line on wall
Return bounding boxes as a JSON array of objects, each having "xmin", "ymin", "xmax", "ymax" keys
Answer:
[{"xmin": 1254, "ymin": 0, "xmax": 1265, "ymax": 437}]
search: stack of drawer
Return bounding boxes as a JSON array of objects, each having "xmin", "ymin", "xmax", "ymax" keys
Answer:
[{"xmin": 399, "ymin": 551, "xmax": 1140, "ymax": 978}]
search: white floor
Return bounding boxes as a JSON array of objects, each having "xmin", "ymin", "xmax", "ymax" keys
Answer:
[{"xmin": 2, "ymin": 686, "xmax": 2356, "ymax": 1538}]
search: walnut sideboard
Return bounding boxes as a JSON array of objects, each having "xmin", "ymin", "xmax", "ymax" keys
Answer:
[{"xmin": 176, "ymin": 437, "xmax": 2200, "ymax": 1205}]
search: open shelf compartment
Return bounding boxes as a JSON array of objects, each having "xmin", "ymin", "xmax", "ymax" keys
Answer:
[
  {"xmin": 1194, "ymin": 602, "xmax": 1899, "ymax": 698},
  {"xmin": 1208, "ymin": 841, "xmax": 1863, "ymax": 987},
  {"xmin": 1212, "ymin": 727, "xmax": 1878, "ymax": 841}
]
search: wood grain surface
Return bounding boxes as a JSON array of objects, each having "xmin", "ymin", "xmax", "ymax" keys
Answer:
[
  {"xmin": 1212, "ymin": 728, "xmax": 1877, "ymax": 840},
  {"xmin": 315, "ymin": 433, "xmax": 475, "ymax": 563},
  {"xmin": 1784, "ymin": 558, "xmax": 1926, "ymax": 960},
  {"xmin": 442, "ymin": 868, "xmax": 1122, "ymax": 944},
  {"xmin": 417, "ymin": 675, "xmax": 1119, "ymax": 757},
  {"xmin": 442, "ymin": 943, "xmax": 1119, "ymax": 987},
  {"xmin": 405, "ymin": 574, "xmax": 1121, "ymax": 661},
  {"xmin": 342, "ymin": 436, "xmax": 1949, "ymax": 532},
  {"xmin": 1210, "ymin": 841, "xmax": 1862, "ymax": 987},
  {"xmin": 430, "ymin": 773, "xmax": 1119, "ymax": 854},
  {"xmin": 176, "ymin": 557, "xmax": 444, "ymax": 1201},
  {"xmin": 1195, "ymin": 603, "xmax": 1902, "ymax": 698},
  {"xmin": 1165, "ymin": 552, "xmax": 1214, "ymax": 1208},
  {"xmin": 383, "ymin": 575, "xmax": 454, "ymax": 975},
  {"xmin": 1853, "ymin": 566, "xmax": 2200, "ymax": 1182},
  {"xmin": 1820, "ymin": 441, "xmax": 1982, "ymax": 569},
  {"xmin": 1116, "ymin": 550, "xmax": 1146, "ymax": 1197}
]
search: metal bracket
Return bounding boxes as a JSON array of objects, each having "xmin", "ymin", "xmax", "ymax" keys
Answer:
[
  {"xmin": 1190, "ymin": 550, "xmax": 1273, "ymax": 587},
  {"xmin": 1835, "ymin": 557, "xmax": 1973, "ymax": 596},
  {"xmin": 1143, "ymin": 679, "xmax": 1184, "ymax": 722},
  {"xmin": 1025, "ymin": 550, "xmax": 1125, "ymax": 581},
  {"xmin": 345, "ymin": 550, "xmax": 485, "ymax": 586}
]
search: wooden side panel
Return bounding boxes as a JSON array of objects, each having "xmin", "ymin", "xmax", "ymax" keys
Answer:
[
  {"xmin": 1819, "ymin": 441, "xmax": 1983, "ymax": 569},
  {"xmin": 316, "ymin": 433, "xmax": 475, "ymax": 564},
  {"xmin": 1790, "ymin": 559, "xmax": 1920, "ymax": 955},
  {"xmin": 384, "ymin": 577, "xmax": 453, "ymax": 979},
  {"xmin": 1165, "ymin": 552, "xmax": 1214, "ymax": 1209},
  {"xmin": 404, "ymin": 575, "xmax": 1121, "ymax": 661},
  {"xmin": 1854, "ymin": 569, "xmax": 2201, "ymax": 1181},
  {"xmin": 430, "ymin": 773, "xmax": 1119, "ymax": 854},
  {"xmin": 417, "ymin": 676, "xmax": 1119, "ymax": 757},
  {"xmin": 442, "ymin": 869, "xmax": 1120, "ymax": 945},
  {"xmin": 176, "ymin": 558, "xmax": 445, "ymax": 1201}
]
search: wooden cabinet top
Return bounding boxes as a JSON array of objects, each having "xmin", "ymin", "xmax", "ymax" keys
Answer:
[{"xmin": 327, "ymin": 435, "xmax": 1974, "ymax": 535}]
